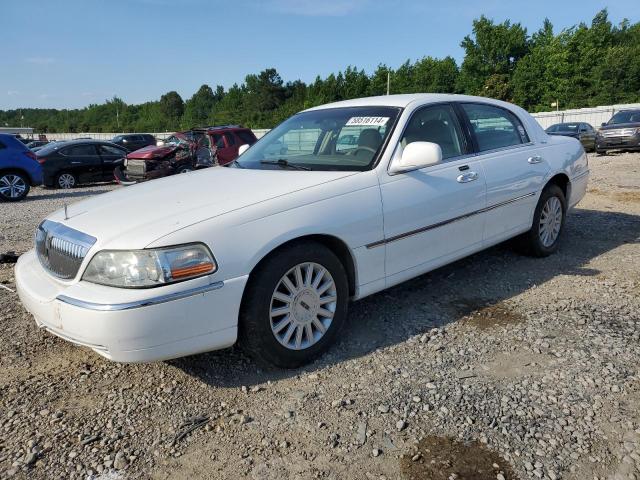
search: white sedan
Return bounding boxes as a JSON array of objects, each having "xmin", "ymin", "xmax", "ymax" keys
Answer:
[{"xmin": 15, "ymin": 94, "xmax": 589, "ymax": 368}]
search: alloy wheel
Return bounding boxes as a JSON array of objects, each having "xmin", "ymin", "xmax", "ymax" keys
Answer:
[
  {"xmin": 58, "ymin": 173, "xmax": 75, "ymax": 189},
  {"xmin": 539, "ymin": 196, "xmax": 563, "ymax": 247},
  {"xmin": 269, "ymin": 262, "xmax": 337, "ymax": 351},
  {"xmin": 0, "ymin": 174, "xmax": 27, "ymax": 199}
]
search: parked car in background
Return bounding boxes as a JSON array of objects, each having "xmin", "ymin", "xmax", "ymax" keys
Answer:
[
  {"xmin": 36, "ymin": 139, "xmax": 127, "ymax": 188},
  {"xmin": 0, "ymin": 133, "xmax": 43, "ymax": 201},
  {"xmin": 116, "ymin": 125, "xmax": 257, "ymax": 183},
  {"xmin": 15, "ymin": 94, "xmax": 588, "ymax": 367},
  {"xmin": 111, "ymin": 134, "xmax": 157, "ymax": 152},
  {"xmin": 545, "ymin": 122, "xmax": 596, "ymax": 152},
  {"xmin": 27, "ymin": 140, "xmax": 50, "ymax": 150},
  {"xmin": 596, "ymin": 109, "xmax": 640, "ymax": 155}
]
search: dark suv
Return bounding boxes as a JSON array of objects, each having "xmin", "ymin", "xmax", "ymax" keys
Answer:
[
  {"xmin": 596, "ymin": 109, "xmax": 640, "ymax": 155},
  {"xmin": 36, "ymin": 139, "xmax": 127, "ymax": 188},
  {"xmin": 111, "ymin": 134, "xmax": 157, "ymax": 152}
]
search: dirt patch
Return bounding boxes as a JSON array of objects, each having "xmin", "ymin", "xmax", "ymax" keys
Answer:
[
  {"xmin": 587, "ymin": 188, "xmax": 640, "ymax": 204},
  {"xmin": 452, "ymin": 299, "xmax": 525, "ymax": 330},
  {"xmin": 400, "ymin": 436, "xmax": 517, "ymax": 480}
]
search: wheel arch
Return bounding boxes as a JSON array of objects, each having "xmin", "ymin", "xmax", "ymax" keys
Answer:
[
  {"xmin": 0, "ymin": 167, "xmax": 34, "ymax": 185},
  {"xmin": 544, "ymin": 172, "xmax": 571, "ymax": 202},
  {"xmin": 244, "ymin": 234, "xmax": 358, "ymax": 299}
]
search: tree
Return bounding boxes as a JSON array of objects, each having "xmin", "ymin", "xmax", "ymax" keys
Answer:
[
  {"xmin": 182, "ymin": 84, "xmax": 216, "ymax": 128},
  {"xmin": 159, "ymin": 91, "xmax": 184, "ymax": 129},
  {"xmin": 458, "ymin": 15, "xmax": 529, "ymax": 99}
]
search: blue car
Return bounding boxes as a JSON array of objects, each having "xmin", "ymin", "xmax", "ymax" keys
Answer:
[{"xmin": 0, "ymin": 133, "xmax": 43, "ymax": 201}]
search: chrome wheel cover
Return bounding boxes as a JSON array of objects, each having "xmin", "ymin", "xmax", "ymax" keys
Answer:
[
  {"xmin": 0, "ymin": 174, "xmax": 27, "ymax": 199},
  {"xmin": 270, "ymin": 262, "xmax": 337, "ymax": 351},
  {"xmin": 539, "ymin": 196, "xmax": 563, "ymax": 247},
  {"xmin": 58, "ymin": 173, "xmax": 75, "ymax": 189}
]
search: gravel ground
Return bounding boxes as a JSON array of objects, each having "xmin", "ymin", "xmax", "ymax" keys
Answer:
[{"xmin": 1, "ymin": 153, "xmax": 639, "ymax": 480}]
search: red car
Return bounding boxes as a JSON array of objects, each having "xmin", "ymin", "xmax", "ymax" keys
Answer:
[{"xmin": 116, "ymin": 125, "xmax": 257, "ymax": 183}]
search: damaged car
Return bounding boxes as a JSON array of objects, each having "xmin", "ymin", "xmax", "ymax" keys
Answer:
[{"xmin": 115, "ymin": 125, "xmax": 257, "ymax": 184}]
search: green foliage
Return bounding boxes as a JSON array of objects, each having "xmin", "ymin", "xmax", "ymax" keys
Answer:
[{"xmin": 2, "ymin": 9, "xmax": 638, "ymax": 132}]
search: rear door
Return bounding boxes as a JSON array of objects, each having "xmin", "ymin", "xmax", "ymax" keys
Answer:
[
  {"xmin": 579, "ymin": 123, "xmax": 596, "ymax": 150},
  {"xmin": 459, "ymin": 102, "xmax": 550, "ymax": 245},
  {"xmin": 98, "ymin": 144, "xmax": 127, "ymax": 179},
  {"xmin": 60, "ymin": 144, "xmax": 102, "ymax": 182},
  {"xmin": 211, "ymin": 132, "xmax": 237, "ymax": 165}
]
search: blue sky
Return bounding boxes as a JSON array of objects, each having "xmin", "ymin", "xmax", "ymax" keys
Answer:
[{"xmin": 2, "ymin": 0, "xmax": 638, "ymax": 109}]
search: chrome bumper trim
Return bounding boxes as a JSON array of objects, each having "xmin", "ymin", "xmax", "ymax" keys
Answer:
[{"xmin": 56, "ymin": 281, "xmax": 224, "ymax": 312}]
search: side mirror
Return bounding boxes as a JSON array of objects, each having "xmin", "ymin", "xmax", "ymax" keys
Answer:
[
  {"xmin": 238, "ymin": 144, "xmax": 250, "ymax": 156},
  {"xmin": 390, "ymin": 142, "xmax": 442, "ymax": 174},
  {"xmin": 601, "ymin": 122, "xmax": 607, "ymax": 127}
]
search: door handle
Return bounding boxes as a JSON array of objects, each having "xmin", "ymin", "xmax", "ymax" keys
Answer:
[
  {"xmin": 457, "ymin": 171, "xmax": 479, "ymax": 183},
  {"xmin": 528, "ymin": 155, "xmax": 543, "ymax": 164}
]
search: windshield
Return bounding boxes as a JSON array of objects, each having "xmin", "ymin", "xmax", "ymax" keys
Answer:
[
  {"xmin": 236, "ymin": 106, "xmax": 401, "ymax": 171},
  {"xmin": 548, "ymin": 123, "xmax": 579, "ymax": 132},
  {"xmin": 608, "ymin": 111, "xmax": 640, "ymax": 125}
]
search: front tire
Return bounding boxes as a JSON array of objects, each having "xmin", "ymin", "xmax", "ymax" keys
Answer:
[
  {"xmin": 519, "ymin": 184, "xmax": 567, "ymax": 257},
  {"xmin": 239, "ymin": 242, "xmax": 349, "ymax": 368},
  {"xmin": 0, "ymin": 172, "xmax": 30, "ymax": 201}
]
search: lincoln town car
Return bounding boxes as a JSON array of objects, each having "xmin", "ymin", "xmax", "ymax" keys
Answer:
[{"xmin": 15, "ymin": 94, "xmax": 589, "ymax": 368}]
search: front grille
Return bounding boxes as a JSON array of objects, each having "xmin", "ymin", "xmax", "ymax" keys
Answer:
[
  {"xmin": 126, "ymin": 159, "xmax": 147, "ymax": 177},
  {"xmin": 35, "ymin": 220, "xmax": 96, "ymax": 279},
  {"xmin": 600, "ymin": 128, "xmax": 636, "ymax": 138}
]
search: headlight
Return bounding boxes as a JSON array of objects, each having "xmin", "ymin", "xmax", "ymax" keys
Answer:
[{"xmin": 82, "ymin": 243, "xmax": 217, "ymax": 288}]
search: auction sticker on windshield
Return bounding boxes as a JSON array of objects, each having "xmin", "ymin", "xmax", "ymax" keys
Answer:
[{"xmin": 345, "ymin": 117, "xmax": 389, "ymax": 127}]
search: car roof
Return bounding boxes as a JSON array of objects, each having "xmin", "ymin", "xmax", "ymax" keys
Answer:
[{"xmin": 302, "ymin": 93, "xmax": 521, "ymax": 111}]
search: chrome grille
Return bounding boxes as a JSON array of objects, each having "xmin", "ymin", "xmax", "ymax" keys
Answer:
[
  {"xmin": 35, "ymin": 220, "xmax": 96, "ymax": 279},
  {"xmin": 601, "ymin": 128, "xmax": 636, "ymax": 138}
]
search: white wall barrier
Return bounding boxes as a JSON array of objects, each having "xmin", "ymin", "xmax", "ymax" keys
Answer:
[{"xmin": 531, "ymin": 103, "xmax": 640, "ymax": 129}]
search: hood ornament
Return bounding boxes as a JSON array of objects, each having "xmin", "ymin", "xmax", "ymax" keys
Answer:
[{"xmin": 64, "ymin": 203, "xmax": 69, "ymax": 220}]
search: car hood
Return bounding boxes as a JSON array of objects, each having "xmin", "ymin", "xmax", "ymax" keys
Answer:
[
  {"xmin": 126, "ymin": 144, "xmax": 183, "ymax": 159},
  {"xmin": 46, "ymin": 167, "xmax": 358, "ymax": 250}
]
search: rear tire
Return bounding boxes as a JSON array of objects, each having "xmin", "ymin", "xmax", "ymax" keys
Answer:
[
  {"xmin": 0, "ymin": 171, "xmax": 30, "ymax": 201},
  {"xmin": 517, "ymin": 184, "xmax": 567, "ymax": 257},
  {"xmin": 596, "ymin": 149, "xmax": 607, "ymax": 156},
  {"xmin": 239, "ymin": 242, "xmax": 349, "ymax": 368}
]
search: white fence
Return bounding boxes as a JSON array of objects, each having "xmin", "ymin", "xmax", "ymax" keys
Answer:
[
  {"xmin": 40, "ymin": 129, "xmax": 271, "ymax": 142},
  {"xmin": 531, "ymin": 103, "xmax": 640, "ymax": 129}
]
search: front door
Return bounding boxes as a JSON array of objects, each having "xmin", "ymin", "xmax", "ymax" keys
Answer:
[
  {"xmin": 98, "ymin": 144, "xmax": 126, "ymax": 180},
  {"xmin": 459, "ymin": 103, "xmax": 550, "ymax": 245},
  {"xmin": 61, "ymin": 144, "xmax": 102, "ymax": 183},
  {"xmin": 378, "ymin": 103, "xmax": 487, "ymax": 287}
]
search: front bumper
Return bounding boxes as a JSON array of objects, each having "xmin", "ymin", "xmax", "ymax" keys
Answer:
[
  {"xmin": 15, "ymin": 250, "xmax": 248, "ymax": 362},
  {"xmin": 596, "ymin": 135, "xmax": 640, "ymax": 150}
]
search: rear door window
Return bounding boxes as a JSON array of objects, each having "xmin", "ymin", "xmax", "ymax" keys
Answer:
[
  {"xmin": 62, "ymin": 145, "xmax": 98, "ymax": 156},
  {"xmin": 462, "ymin": 103, "xmax": 530, "ymax": 151},
  {"xmin": 236, "ymin": 130, "xmax": 256, "ymax": 145}
]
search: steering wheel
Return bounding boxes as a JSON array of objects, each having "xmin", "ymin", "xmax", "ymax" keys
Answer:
[{"xmin": 348, "ymin": 146, "xmax": 377, "ymax": 155}]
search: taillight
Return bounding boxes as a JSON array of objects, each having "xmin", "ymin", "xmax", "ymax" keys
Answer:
[
  {"xmin": 24, "ymin": 151, "xmax": 38, "ymax": 161},
  {"xmin": 37, "ymin": 156, "xmax": 47, "ymax": 164}
]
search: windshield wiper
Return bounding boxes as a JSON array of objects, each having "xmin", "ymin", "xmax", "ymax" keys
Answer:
[{"xmin": 260, "ymin": 159, "xmax": 312, "ymax": 171}]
